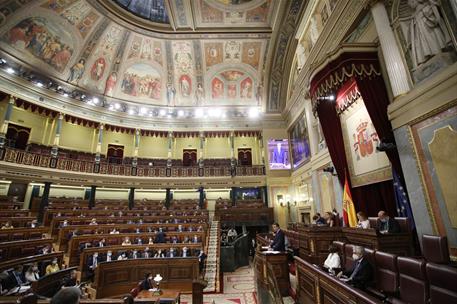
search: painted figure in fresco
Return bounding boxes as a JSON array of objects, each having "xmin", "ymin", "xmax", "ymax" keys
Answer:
[
  {"xmin": 408, "ymin": 0, "xmax": 452, "ymax": 69},
  {"xmin": 352, "ymin": 120, "xmax": 378, "ymax": 160},
  {"xmin": 104, "ymin": 72, "xmax": 117, "ymax": 96},
  {"xmin": 256, "ymin": 82, "xmax": 263, "ymax": 106},
  {"xmin": 228, "ymin": 84, "xmax": 237, "ymax": 98},
  {"xmin": 167, "ymin": 84, "xmax": 176, "ymax": 106},
  {"xmin": 68, "ymin": 59, "xmax": 85, "ymax": 84},
  {"xmin": 91, "ymin": 58, "xmax": 106, "ymax": 81},
  {"xmin": 240, "ymin": 78, "xmax": 253, "ymax": 99},
  {"xmin": 5, "ymin": 17, "xmax": 73, "ymax": 72},
  {"xmin": 180, "ymin": 75, "xmax": 191, "ymax": 97},
  {"xmin": 212, "ymin": 78, "xmax": 224, "ymax": 99},
  {"xmin": 195, "ymin": 83, "xmax": 205, "ymax": 105}
]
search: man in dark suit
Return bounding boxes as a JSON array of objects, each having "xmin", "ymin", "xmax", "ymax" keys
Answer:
[
  {"xmin": 154, "ymin": 229, "xmax": 166, "ymax": 243},
  {"xmin": 338, "ymin": 246, "xmax": 373, "ymax": 290},
  {"xmin": 377, "ymin": 211, "xmax": 401, "ymax": 234},
  {"xmin": 269, "ymin": 222, "xmax": 285, "ymax": 251},
  {"xmin": 141, "ymin": 273, "xmax": 153, "ymax": 290}
]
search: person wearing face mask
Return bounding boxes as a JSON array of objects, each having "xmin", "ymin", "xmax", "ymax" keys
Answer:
[
  {"xmin": 377, "ymin": 211, "xmax": 400, "ymax": 234},
  {"xmin": 87, "ymin": 253, "xmax": 99, "ymax": 274},
  {"xmin": 46, "ymin": 258, "xmax": 60, "ymax": 275},
  {"xmin": 337, "ymin": 246, "xmax": 373, "ymax": 290},
  {"xmin": 323, "ymin": 244, "xmax": 341, "ymax": 274},
  {"xmin": 105, "ymin": 251, "xmax": 114, "ymax": 262},
  {"xmin": 182, "ymin": 247, "xmax": 188, "ymax": 258},
  {"xmin": 25, "ymin": 264, "xmax": 40, "ymax": 282},
  {"xmin": 117, "ymin": 252, "xmax": 128, "ymax": 260},
  {"xmin": 143, "ymin": 247, "xmax": 151, "ymax": 258},
  {"xmin": 167, "ymin": 248, "xmax": 175, "ymax": 258},
  {"xmin": 154, "ymin": 249, "xmax": 165, "ymax": 258},
  {"xmin": 141, "ymin": 273, "xmax": 153, "ymax": 290}
]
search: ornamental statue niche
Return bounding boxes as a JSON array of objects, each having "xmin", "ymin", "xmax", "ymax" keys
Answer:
[{"xmin": 394, "ymin": 0, "xmax": 457, "ymax": 83}]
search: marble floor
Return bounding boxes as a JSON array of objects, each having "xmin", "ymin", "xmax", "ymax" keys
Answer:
[{"xmin": 180, "ymin": 266, "xmax": 257, "ymax": 304}]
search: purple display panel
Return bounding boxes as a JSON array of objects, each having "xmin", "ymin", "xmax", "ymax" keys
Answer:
[{"xmin": 268, "ymin": 139, "xmax": 291, "ymax": 170}]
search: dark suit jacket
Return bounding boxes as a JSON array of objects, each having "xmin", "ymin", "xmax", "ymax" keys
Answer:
[
  {"xmin": 155, "ymin": 232, "xmax": 165, "ymax": 243},
  {"xmin": 344, "ymin": 258, "xmax": 373, "ymax": 290},
  {"xmin": 86, "ymin": 256, "xmax": 99, "ymax": 270},
  {"xmin": 378, "ymin": 218, "xmax": 401, "ymax": 233},
  {"xmin": 141, "ymin": 279, "xmax": 153, "ymax": 290},
  {"xmin": 270, "ymin": 229, "xmax": 285, "ymax": 251}
]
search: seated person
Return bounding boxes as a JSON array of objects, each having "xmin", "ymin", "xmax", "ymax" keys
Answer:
[
  {"xmin": 227, "ymin": 227, "xmax": 237, "ymax": 242},
  {"xmin": 167, "ymin": 248, "xmax": 176, "ymax": 258},
  {"xmin": 87, "ymin": 253, "xmax": 99, "ymax": 272},
  {"xmin": 221, "ymin": 233, "xmax": 228, "ymax": 245},
  {"xmin": 25, "ymin": 265, "xmax": 40, "ymax": 283},
  {"xmin": 96, "ymin": 238, "xmax": 106, "ymax": 248},
  {"xmin": 141, "ymin": 273, "xmax": 153, "ymax": 290},
  {"xmin": 122, "ymin": 236, "xmax": 132, "ymax": 246},
  {"xmin": 61, "ymin": 270, "xmax": 78, "ymax": 288},
  {"xmin": 356, "ymin": 211, "xmax": 370, "ymax": 229},
  {"xmin": 104, "ymin": 250, "xmax": 115, "ymax": 262},
  {"xmin": 312, "ymin": 213, "xmax": 326, "ymax": 225},
  {"xmin": 177, "ymin": 224, "xmax": 183, "ymax": 232},
  {"xmin": 117, "ymin": 252, "xmax": 128, "ymax": 260},
  {"xmin": 60, "ymin": 220, "xmax": 69, "ymax": 228},
  {"xmin": 183, "ymin": 236, "xmax": 190, "ymax": 243},
  {"xmin": 1, "ymin": 221, "xmax": 13, "ymax": 229},
  {"xmin": 130, "ymin": 249, "xmax": 139, "ymax": 259},
  {"xmin": 29, "ymin": 220, "xmax": 39, "ymax": 228},
  {"xmin": 323, "ymin": 244, "xmax": 341, "ymax": 274},
  {"xmin": 142, "ymin": 247, "xmax": 151, "ymax": 258},
  {"xmin": 324, "ymin": 212, "xmax": 335, "ymax": 227},
  {"xmin": 110, "ymin": 228, "xmax": 119, "ymax": 234},
  {"xmin": 269, "ymin": 223, "xmax": 285, "ymax": 251},
  {"xmin": 198, "ymin": 250, "xmax": 207, "ymax": 272},
  {"xmin": 148, "ymin": 237, "xmax": 154, "ymax": 245},
  {"xmin": 46, "ymin": 259, "xmax": 60, "ymax": 275},
  {"xmin": 136, "ymin": 237, "xmax": 143, "ymax": 245},
  {"xmin": 192, "ymin": 235, "xmax": 200, "ymax": 243},
  {"xmin": 9, "ymin": 266, "xmax": 26, "ymax": 287},
  {"xmin": 182, "ymin": 247, "xmax": 189, "ymax": 257},
  {"xmin": 89, "ymin": 218, "xmax": 98, "ymax": 225},
  {"xmin": 154, "ymin": 249, "xmax": 165, "ymax": 258},
  {"xmin": 39, "ymin": 245, "xmax": 53, "ymax": 255},
  {"xmin": 377, "ymin": 211, "xmax": 400, "ymax": 234},
  {"xmin": 337, "ymin": 246, "xmax": 373, "ymax": 290},
  {"xmin": 171, "ymin": 236, "xmax": 178, "ymax": 244},
  {"xmin": 154, "ymin": 229, "xmax": 166, "ymax": 243}
]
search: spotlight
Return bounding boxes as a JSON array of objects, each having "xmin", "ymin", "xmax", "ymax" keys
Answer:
[
  {"xmin": 177, "ymin": 110, "xmax": 184, "ymax": 117},
  {"xmin": 108, "ymin": 104, "xmax": 114, "ymax": 111},
  {"xmin": 323, "ymin": 166, "xmax": 337, "ymax": 176},
  {"xmin": 140, "ymin": 107, "xmax": 147, "ymax": 115},
  {"xmin": 35, "ymin": 82, "xmax": 44, "ymax": 88},
  {"xmin": 248, "ymin": 107, "xmax": 260, "ymax": 118},
  {"xmin": 6, "ymin": 67, "xmax": 15, "ymax": 74},
  {"xmin": 159, "ymin": 109, "xmax": 166, "ymax": 116},
  {"xmin": 92, "ymin": 97, "xmax": 99, "ymax": 104},
  {"xmin": 114, "ymin": 103, "xmax": 121, "ymax": 110},
  {"xmin": 63, "ymin": 93, "xmax": 69, "ymax": 97},
  {"xmin": 128, "ymin": 108, "xmax": 135, "ymax": 115},
  {"xmin": 194, "ymin": 108, "xmax": 204, "ymax": 118},
  {"xmin": 318, "ymin": 95, "xmax": 335, "ymax": 101}
]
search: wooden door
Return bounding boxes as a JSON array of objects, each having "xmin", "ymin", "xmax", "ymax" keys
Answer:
[
  {"xmin": 238, "ymin": 148, "xmax": 252, "ymax": 166},
  {"xmin": 6, "ymin": 124, "xmax": 30, "ymax": 150},
  {"xmin": 183, "ymin": 149, "xmax": 197, "ymax": 166},
  {"xmin": 107, "ymin": 144, "xmax": 124, "ymax": 164}
]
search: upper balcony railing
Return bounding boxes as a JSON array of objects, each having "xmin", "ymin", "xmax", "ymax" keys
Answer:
[{"xmin": 1, "ymin": 147, "xmax": 265, "ymax": 178}]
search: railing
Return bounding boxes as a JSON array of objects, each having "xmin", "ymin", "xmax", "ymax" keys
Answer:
[{"xmin": 2, "ymin": 147, "xmax": 265, "ymax": 177}]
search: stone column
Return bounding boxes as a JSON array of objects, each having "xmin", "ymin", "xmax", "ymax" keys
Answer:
[
  {"xmin": 95, "ymin": 124, "xmax": 104, "ymax": 163},
  {"xmin": 89, "ymin": 185, "xmax": 96, "ymax": 209},
  {"xmin": 51, "ymin": 113, "xmax": 64, "ymax": 158},
  {"xmin": 128, "ymin": 187, "xmax": 135, "ymax": 210},
  {"xmin": 38, "ymin": 182, "xmax": 51, "ymax": 223},
  {"xmin": 167, "ymin": 131, "xmax": 173, "ymax": 168},
  {"xmin": 0, "ymin": 96, "xmax": 15, "ymax": 150},
  {"xmin": 198, "ymin": 131, "xmax": 205, "ymax": 167},
  {"xmin": 132, "ymin": 129, "xmax": 140, "ymax": 167},
  {"xmin": 370, "ymin": 0, "xmax": 411, "ymax": 97},
  {"xmin": 229, "ymin": 131, "xmax": 236, "ymax": 176}
]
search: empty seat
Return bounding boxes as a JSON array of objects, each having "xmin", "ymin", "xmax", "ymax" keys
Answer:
[
  {"xmin": 422, "ymin": 234, "xmax": 450, "ymax": 264},
  {"xmin": 392, "ymin": 257, "xmax": 428, "ymax": 304},
  {"xmin": 374, "ymin": 251, "xmax": 399, "ymax": 295},
  {"xmin": 426, "ymin": 262, "xmax": 457, "ymax": 304}
]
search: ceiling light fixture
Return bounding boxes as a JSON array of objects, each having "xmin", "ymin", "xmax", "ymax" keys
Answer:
[
  {"xmin": 35, "ymin": 82, "xmax": 44, "ymax": 88},
  {"xmin": 177, "ymin": 110, "xmax": 184, "ymax": 117},
  {"xmin": 92, "ymin": 97, "xmax": 99, "ymax": 104},
  {"xmin": 159, "ymin": 109, "xmax": 166, "ymax": 116},
  {"xmin": 6, "ymin": 67, "xmax": 15, "ymax": 74},
  {"xmin": 195, "ymin": 108, "xmax": 204, "ymax": 118},
  {"xmin": 128, "ymin": 109, "xmax": 135, "ymax": 115},
  {"xmin": 114, "ymin": 103, "xmax": 121, "ymax": 110}
]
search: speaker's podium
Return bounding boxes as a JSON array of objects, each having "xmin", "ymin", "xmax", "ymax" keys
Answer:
[{"xmin": 254, "ymin": 246, "xmax": 290, "ymax": 297}]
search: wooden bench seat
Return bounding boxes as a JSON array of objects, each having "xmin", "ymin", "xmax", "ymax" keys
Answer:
[
  {"xmin": 57, "ymin": 223, "xmax": 208, "ymax": 250},
  {"xmin": 0, "ymin": 238, "xmax": 53, "ymax": 262},
  {"xmin": 0, "ymin": 227, "xmax": 48, "ymax": 242}
]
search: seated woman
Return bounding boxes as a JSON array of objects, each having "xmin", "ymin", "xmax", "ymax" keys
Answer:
[
  {"xmin": 324, "ymin": 212, "xmax": 335, "ymax": 227},
  {"xmin": 323, "ymin": 244, "xmax": 341, "ymax": 274},
  {"xmin": 356, "ymin": 211, "xmax": 370, "ymax": 229},
  {"xmin": 122, "ymin": 236, "xmax": 132, "ymax": 246}
]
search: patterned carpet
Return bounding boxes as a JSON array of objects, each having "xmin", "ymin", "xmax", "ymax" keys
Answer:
[{"xmin": 181, "ymin": 266, "xmax": 257, "ymax": 304}]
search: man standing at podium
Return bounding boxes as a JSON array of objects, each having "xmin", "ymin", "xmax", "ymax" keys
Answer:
[{"xmin": 269, "ymin": 223, "xmax": 285, "ymax": 251}]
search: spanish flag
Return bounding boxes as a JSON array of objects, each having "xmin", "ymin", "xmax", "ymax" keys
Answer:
[{"xmin": 342, "ymin": 173, "xmax": 357, "ymax": 227}]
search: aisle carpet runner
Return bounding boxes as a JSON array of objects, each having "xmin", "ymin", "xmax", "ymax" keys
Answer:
[{"xmin": 203, "ymin": 220, "xmax": 221, "ymax": 293}]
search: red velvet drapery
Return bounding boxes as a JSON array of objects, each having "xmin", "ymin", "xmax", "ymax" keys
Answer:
[{"xmin": 311, "ymin": 51, "xmax": 400, "ymax": 216}]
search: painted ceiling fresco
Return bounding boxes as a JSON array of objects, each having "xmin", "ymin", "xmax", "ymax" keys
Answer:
[{"xmin": 0, "ymin": 0, "xmax": 305, "ymax": 113}]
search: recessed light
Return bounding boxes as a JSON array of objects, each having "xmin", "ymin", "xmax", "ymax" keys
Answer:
[{"xmin": 6, "ymin": 67, "xmax": 15, "ymax": 74}]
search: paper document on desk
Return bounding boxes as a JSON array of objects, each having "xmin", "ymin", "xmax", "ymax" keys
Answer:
[
  {"xmin": 261, "ymin": 246, "xmax": 269, "ymax": 250},
  {"xmin": 264, "ymin": 250, "xmax": 281, "ymax": 254}
]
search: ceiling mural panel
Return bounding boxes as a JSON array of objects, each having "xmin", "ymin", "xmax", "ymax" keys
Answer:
[
  {"xmin": 112, "ymin": 0, "xmax": 169, "ymax": 24},
  {"xmin": 0, "ymin": 0, "xmax": 300, "ymax": 114}
]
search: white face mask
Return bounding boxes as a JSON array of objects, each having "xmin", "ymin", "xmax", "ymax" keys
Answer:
[{"xmin": 107, "ymin": 253, "xmax": 112, "ymax": 256}]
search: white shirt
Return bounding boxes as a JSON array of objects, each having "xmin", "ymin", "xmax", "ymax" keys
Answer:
[
  {"xmin": 25, "ymin": 271, "xmax": 39, "ymax": 282},
  {"xmin": 324, "ymin": 252, "xmax": 341, "ymax": 270},
  {"xmin": 357, "ymin": 220, "xmax": 370, "ymax": 229}
]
